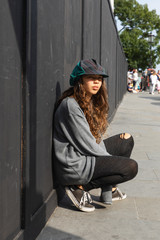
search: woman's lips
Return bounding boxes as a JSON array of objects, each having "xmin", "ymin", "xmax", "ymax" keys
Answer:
[{"xmin": 92, "ymin": 86, "xmax": 99, "ymax": 90}]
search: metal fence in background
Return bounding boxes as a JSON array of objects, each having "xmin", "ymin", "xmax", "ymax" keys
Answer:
[{"xmin": 0, "ymin": 1, "xmax": 127, "ymax": 240}]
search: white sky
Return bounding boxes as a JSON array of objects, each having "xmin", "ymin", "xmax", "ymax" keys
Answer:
[
  {"xmin": 116, "ymin": 0, "xmax": 160, "ymax": 70},
  {"xmin": 137, "ymin": 0, "xmax": 160, "ymax": 16}
]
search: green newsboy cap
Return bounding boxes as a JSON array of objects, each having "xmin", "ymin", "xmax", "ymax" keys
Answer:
[{"xmin": 70, "ymin": 59, "xmax": 108, "ymax": 86}]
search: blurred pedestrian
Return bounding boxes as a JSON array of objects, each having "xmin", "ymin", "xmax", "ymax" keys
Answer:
[
  {"xmin": 127, "ymin": 69, "xmax": 133, "ymax": 83},
  {"xmin": 149, "ymin": 70, "xmax": 157, "ymax": 95},
  {"xmin": 132, "ymin": 69, "xmax": 138, "ymax": 89},
  {"xmin": 140, "ymin": 70, "xmax": 147, "ymax": 91},
  {"xmin": 156, "ymin": 70, "xmax": 160, "ymax": 94}
]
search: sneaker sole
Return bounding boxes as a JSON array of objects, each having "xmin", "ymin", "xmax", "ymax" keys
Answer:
[
  {"xmin": 65, "ymin": 187, "xmax": 95, "ymax": 212},
  {"xmin": 101, "ymin": 201, "xmax": 112, "ymax": 205}
]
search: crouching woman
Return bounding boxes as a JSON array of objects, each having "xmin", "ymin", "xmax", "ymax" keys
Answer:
[{"xmin": 53, "ymin": 59, "xmax": 138, "ymax": 212}]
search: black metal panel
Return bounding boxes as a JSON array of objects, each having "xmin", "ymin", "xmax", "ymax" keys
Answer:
[
  {"xmin": 101, "ymin": 0, "xmax": 127, "ymax": 121},
  {"xmin": 108, "ymin": 28, "xmax": 117, "ymax": 116},
  {"xmin": 63, "ymin": 0, "xmax": 83, "ymax": 89},
  {"xmin": 0, "ymin": 1, "xmax": 23, "ymax": 239},
  {"xmin": 101, "ymin": 0, "xmax": 112, "ymax": 73},
  {"xmin": 24, "ymin": 0, "xmax": 61, "ymax": 228},
  {"xmin": 83, "ymin": 0, "xmax": 101, "ymax": 60},
  {"xmin": 116, "ymin": 40, "xmax": 128, "ymax": 105},
  {"xmin": 25, "ymin": 0, "xmax": 61, "ymax": 216},
  {"xmin": 101, "ymin": 0, "xmax": 115, "ymax": 119}
]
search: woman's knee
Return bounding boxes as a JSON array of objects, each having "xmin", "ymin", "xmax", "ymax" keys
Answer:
[
  {"xmin": 128, "ymin": 159, "xmax": 138, "ymax": 179},
  {"xmin": 120, "ymin": 133, "xmax": 134, "ymax": 147},
  {"xmin": 120, "ymin": 133, "xmax": 132, "ymax": 139}
]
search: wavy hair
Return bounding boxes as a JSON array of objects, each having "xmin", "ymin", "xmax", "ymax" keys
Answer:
[{"xmin": 55, "ymin": 77, "xmax": 109, "ymax": 143}]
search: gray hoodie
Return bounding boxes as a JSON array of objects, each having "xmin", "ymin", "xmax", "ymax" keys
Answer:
[{"xmin": 53, "ymin": 97, "xmax": 110, "ymax": 185}]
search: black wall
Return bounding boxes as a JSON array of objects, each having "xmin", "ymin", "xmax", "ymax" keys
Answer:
[
  {"xmin": 0, "ymin": 1, "xmax": 127, "ymax": 240},
  {"xmin": 0, "ymin": 1, "xmax": 23, "ymax": 239}
]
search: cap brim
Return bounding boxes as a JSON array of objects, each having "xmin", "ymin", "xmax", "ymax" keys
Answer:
[{"xmin": 83, "ymin": 73, "xmax": 109, "ymax": 78}]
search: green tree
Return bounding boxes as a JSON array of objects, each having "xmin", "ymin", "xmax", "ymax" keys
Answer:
[{"xmin": 114, "ymin": 0, "xmax": 160, "ymax": 70}]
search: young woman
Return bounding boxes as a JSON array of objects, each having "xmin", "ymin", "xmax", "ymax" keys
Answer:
[{"xmin": 53, "ymin": 59, "xmax": 138, "ymax": 212}]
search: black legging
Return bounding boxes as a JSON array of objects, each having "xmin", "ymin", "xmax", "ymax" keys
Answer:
[{"xmin": 84, "ymin": 134, "xmax": 138, "ymax": 191}]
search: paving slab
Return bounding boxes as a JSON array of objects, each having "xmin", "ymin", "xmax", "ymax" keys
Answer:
[{"xmin": 36, "ymin": 91, "xmax": 160, "ymax": 240}]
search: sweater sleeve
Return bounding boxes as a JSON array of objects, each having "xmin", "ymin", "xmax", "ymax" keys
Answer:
[{"xmin": 59, "ymin": 98, "xmax": 110, "ymax": 157}]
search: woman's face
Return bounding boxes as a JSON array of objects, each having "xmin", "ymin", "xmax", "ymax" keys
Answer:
[{"xmin": 82, "ymin": 75, "xmax": 103, "ymax": 97}]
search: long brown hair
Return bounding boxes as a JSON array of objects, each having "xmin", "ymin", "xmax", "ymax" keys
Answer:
[{"xmin": 55, "ymin": 77, "xmax": 109, "ymax": 143}]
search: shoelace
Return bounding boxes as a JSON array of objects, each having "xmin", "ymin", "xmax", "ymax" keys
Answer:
[{"xmin": 80, "ymin": 191, "xmax": 93, "ymax": 206}]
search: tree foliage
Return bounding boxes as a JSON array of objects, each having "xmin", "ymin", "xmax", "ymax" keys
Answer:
[{"xmin": 114, "ymin": 0, "xmax": 160, "ymax": 70}]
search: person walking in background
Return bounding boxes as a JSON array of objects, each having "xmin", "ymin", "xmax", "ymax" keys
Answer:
[
  {"xmin": 53, "ymin": 59, "xmax": 138, "ymax": 212},
  {"xmin": 127, "ymin": 69, "xmax": 133, "ymax": 84},
  {"xmin": 132, "ymin": 69, "xmax": 138, "ymax": 90},
  {"xmin": 147, "ymin": 68, "xmax": 153, "ymax": 91},
  {"xmin": 156, "ymin": 70, "xmax": 160, "ymax": 94},
  {"xmin": 149, "ymin": 70, "xmax": 157, "ymax": 95},
  {"xmin": 140, "ymin": 69, "xmax": 148, "ymax": 91}
]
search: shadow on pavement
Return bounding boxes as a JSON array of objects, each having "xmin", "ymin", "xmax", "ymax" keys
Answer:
[{"xmin": 36, "ymin": 226, "xmax": 84, "ymax": 240}]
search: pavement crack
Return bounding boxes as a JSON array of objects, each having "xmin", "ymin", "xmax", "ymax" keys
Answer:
[
  {"xmin": 146, "ymin": 152, "xmax": 150, "ymax": 160},
  {"xmin": 134, "ymin": 198, "xmax": 140, "ymax": 220},
  {"xmin": 153, "ymin": 168, "xmax": 160, "ymax": 180}
]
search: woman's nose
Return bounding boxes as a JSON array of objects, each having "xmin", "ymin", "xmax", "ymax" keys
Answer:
[{"xmin": 94, "ymin": 79, "xmax": 100, "ymax": 83}]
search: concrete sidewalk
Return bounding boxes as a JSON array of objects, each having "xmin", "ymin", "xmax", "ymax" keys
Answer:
[{"xmin": 37, "ymin": 91, "xmax": 160, "ymax": 240}]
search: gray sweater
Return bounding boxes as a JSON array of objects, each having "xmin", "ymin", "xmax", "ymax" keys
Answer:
[{"xmin": 53, "ymin": 97, "xmax": 110, "ymax": 185}]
